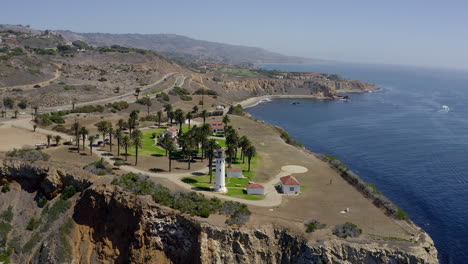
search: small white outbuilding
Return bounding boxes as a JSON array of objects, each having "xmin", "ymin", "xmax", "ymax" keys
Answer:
[
  {"xmin": 246, "ymin": 183, "xmax": 265, "ymax": 195},
  {"xmin": 227, "ymin": 168, "xmax": 244, "ymax": 178},
  {"xmin": 280, "ymin": 176, "xmax": 301, "ymax": 194}
]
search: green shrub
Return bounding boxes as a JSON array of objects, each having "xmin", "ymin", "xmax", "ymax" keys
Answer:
[
  {"xmin": 113, "ymin": 173, "xmax": 250, "ymax": 223},
  {"xmin": 22, "ymin": 232, "xmax": 41, "ymax": 253},
  {"xmin": 26, "ymin": 217, "xmax": 41, "ymax": 231},
  {"xmin": 156, "ymin": 92, "xmax": 170, "ymax": 101},
  {"xmin": 1, "ymin": 182, "xmax": 10, "ymax": 193},
  {"xmin": 305, "ymin": 219, "xmax": 326, "ymax": 233},
  {"xmin": 33, "ymin": 84, "xmax": 41, "ymax": 88},
  {"xmin": 6, "ymin": 148, "xmax": 50, "ymax": 162},
  {"xmin": 0, "ymin": 221, "xmax": 12, "ymax": 247},
  {"xmin": 61, "ymin": 186, "xmax": 77, "ymax": 200},
  {"xmin": 396, "ymin": 206, "xmax": 409, "ymax": 220},
  {"xmin": 333, "ymin": 222, "xmax": 362, "ymax": 238},
  {"xmin": 180, "ymin": 94, "xmax": 192, "ymax": 101},
  {"xmin": 227, "ymin": 104, "xmax": 246, "ymax": 116},
  {"xmin": 0, "ymin": 248, "xmax": 11, "ymax": 263},
  {"xmin": 0, "ymin": 207, "xmax": 13, "ymax": 223},
  {"xmin": 37, "ymin": 194, "xmax": 48, "ymax": 208},
  {"xmin": 63, "ymin": 85, "xmax": 76, "ymax": 91},
  {"xmin": 113, "ymin": 160, "xmax": 125, "ymax": 167}
]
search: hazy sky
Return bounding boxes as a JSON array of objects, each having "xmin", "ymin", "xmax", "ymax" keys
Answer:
[{"xmin": 3, "ymin": 0, "xmax": 468, "ymax": 70}]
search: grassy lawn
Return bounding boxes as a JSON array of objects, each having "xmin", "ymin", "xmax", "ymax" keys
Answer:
[
  {"xmin": 220, "ymin": 68, "xmax": 258, "ymax": 77},
  {"xmin": 215, "ymin": 138, "xmax": 226, "ymax": 147},
  {"xmin": 127, "ymin": 125, "xmax": 192, "ymax": 157},
  {"xmin": 182, "ymin": 173, "xmax": 263, "ymax": 200},
  {"xmin": 229, "ymin": 154, "xmax": 261, "ymax": 180},
  {"xmin": 127, "ymin": 128, "xmax": 166, "ymax": 157}
]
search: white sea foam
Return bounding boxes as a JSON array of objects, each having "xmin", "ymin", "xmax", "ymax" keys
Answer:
[{"xmin": 438, "ymin": 105, "xmax": 450, "ymax": 113}]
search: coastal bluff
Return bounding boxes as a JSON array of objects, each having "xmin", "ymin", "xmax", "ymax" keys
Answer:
[
  {"xmin": 72, "ymin": 185, "xmax": 439, "ymax": 264},
  {"xmin": 218, "ymin": 78, "xmax": 379, "ymax": 100}
]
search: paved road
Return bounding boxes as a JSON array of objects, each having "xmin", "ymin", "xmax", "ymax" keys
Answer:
[{"xmin": 42, "ymin": 72, "xmax": 181, "ymax": 113}]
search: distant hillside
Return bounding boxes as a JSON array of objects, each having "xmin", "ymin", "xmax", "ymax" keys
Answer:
[{"xmin": 57, "ymin": 31, "xmax": 312, "ymax": 65}]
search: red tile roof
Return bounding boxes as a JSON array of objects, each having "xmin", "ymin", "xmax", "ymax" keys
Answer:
[
  {"xmin": 280, "ymin": 176, "xmax": 300, "ymax": 186},
  {"xmin": 208, "ymin": 122, "xmax": 224, "ymax": 129},
  {"xmin": 247, "ymin": 183, "xmax": 264, "ymax": 189},
  {"xmin": 227, "ymin": 168, "xmax": 242, "ymax": 172},
  {"xmin": 166, "ymin": 127, "xmax": 178, "ymax": 133}
]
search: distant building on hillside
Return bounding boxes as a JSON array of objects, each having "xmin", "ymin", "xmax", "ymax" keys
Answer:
[
  {"xmin": 208, "ymin": 122, "xmax": 224, "ymax": 134},
  {"xmin": 246, "ymin": 183, "xmax": 264, "ymax": 195},
  {"xmin": 280, "ymin": 175, "xmax": 301, "ymax": 194}
]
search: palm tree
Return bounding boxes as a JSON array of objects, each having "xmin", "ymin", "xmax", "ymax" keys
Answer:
[
  {"xmin": 88, "ymin": 136, "xmax": 95, "ymax": 156},
  {"xmin": 14, "ymin": 110, "xmax": 18, "ymax": 119},
  {"xmin": 95, "ymin": 121, "xmax": 110, "ymax": 144},
  {"xmin": 114, "ymin": 129, "xmax": 123, "ymax": 156},
  {"xmin": 33, "ymin": 106, "xmax": 38, "ymax": 121},
  {"xmin": 72, "ymin": 121, "xmax": 80, "ymax": 147},
  {"xmin": 164, "ymin": 104, "xmax": 172, "ymax": 124},
  {"xmin": 179, "ymin": 132, "xmax": 195, "ymax": 170},
  {"xmin": 245, "ymin": 145, "xmax": 257, "ymax": 172},
  {"xmin": 33, "ymin": 124, "xmax": 37, "ymax": 132},
  {"xmin": 174, "ymin": 109, "xmax": 185, "ymax": 135},
  {"xmin": 79, "ymin": 126, "xmax": 89, "ymax": 152},
  {"xmin": 164, "ymin": 140, "xmax": 176, "ymax": 172},
  {"xmin": 135, "ymin": 87, "xmax": 141, "ymax": 100},
  {"xmin": 200, "ymin": 123, "xmax": 212, "ymax": 159},
  {"xmin": 186, "ymin": 112, "xmax": 193, "ymax": 129},
  {"xmin": 238, "ymin": 136, "xmax": 250, "ymax": 163},
  {"xmin": 205, "ymin": 139, "xmax": 219, "ymax": 183},
  {"xmin": 201, "ymin": 110, "xmax": 208, "ymax": 124},
  {"xmin": 46, "ymin": 134, "xmax": 52, "ymax": 148},
  {"xmin": 108, "ymin": 125, "xmax": 114, "ymax": 152},
  {"xmin": 122, "ymin": 135, "xmax": 131, "ymax": 161},
  {"xmin": 222, "ymin": 115, "xmax": 230, "ymax": 125},
  {"xmin": 54, "ymin": 135, "xmax": 62, "ymax": 146},
  {"xmin": 157, "ymin": 110, "xmax": 163, "ymax": 127},
  {"xmin": 192, "ymin": 105, "xmax": 199, "ymax": 113},
  {"xmin": 226, "ymin": 144, "xmax": 236, "ymax": 168},
  {"xmin": 117, "ymin": 119, "xmax": 126, "ymax": 130},
  {"xmin": 1, "ymin": 110, "xmax": 6, "ymax": 118},
  {"xmin": 128, "ymin": 110, "xmax": 139, "ymax": 134},
  {"xmin": 131, "ymin": 129, "xmax": 143, "ymax": 166},
  {"xmin": 167, "ymin": 111, "xmax": 174, "ymax": 126},
  {"xmin": 140, "ymin": 97, "xmax": 152, "ymax": 116},
  {"xmin": 71, "ymin": 98, "xmax": 77, "ymax": 111}
]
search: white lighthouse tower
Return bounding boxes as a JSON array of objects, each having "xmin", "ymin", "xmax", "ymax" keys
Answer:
[{"xmin": 214, "ymin": 148, "xmax": 227, "ymax": 193}]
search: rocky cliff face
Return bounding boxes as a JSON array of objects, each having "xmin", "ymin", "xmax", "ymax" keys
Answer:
[
  {"xmin": 0, "ymin": 158, "xmax": 92, "ymax": 199},
  {"xmin": 218, "ymin": 78, "xmax": 379, "ymax": 99},
  {"xmin": 72, "ymin": 185, "xmax": 439, "ymax": 264}
]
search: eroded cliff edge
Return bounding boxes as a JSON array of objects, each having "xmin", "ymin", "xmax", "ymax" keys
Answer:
[{"xmin": 72, "ymin": 185, "xmax": 439, "ymax": 264}]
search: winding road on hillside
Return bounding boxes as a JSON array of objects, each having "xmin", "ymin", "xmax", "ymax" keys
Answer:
[{"xmin": 40, "ymin": 72, "xmax": 187, "ymax": 113}]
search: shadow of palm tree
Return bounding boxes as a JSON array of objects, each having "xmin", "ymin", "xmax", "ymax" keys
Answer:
[
  {"xmin": 191, "ymin": 172, "xmax": 205, "ymax": 176},
  {"xmin": 149, "ymin": 168, "xmax": 165, "ymax": 173},
  {"xmin": 151, "ymin": 154, "xmax": 164, "ymax": 157}
]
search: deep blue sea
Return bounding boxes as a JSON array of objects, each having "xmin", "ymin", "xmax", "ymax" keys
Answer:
[{"xmin": 248, "ymin": 63, "xmax": 468, "ymax": 264}]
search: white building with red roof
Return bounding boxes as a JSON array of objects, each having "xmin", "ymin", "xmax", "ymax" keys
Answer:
[
  {"xmin": 208, "ymin": 122, "xmax": 225, "ymax": 134},
  {"xmin": 160, "ymin": 127, "xmax": 179, "ymax": 138},
  {"xmin": 280, "ymin": 175, "xmax": 301, "ymax": 194},
  {"xmin": 227, "ymin": 168, "xmax": 243, "ymax": 178},
  {"xmin": 246, "ymin": 183, "xmax": 264, "ymax": 195}
]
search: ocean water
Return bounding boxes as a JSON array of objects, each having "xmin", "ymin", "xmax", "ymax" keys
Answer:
[{"xmin": 248, "ymin": 63, "xmax": 468, "ymax": 264}]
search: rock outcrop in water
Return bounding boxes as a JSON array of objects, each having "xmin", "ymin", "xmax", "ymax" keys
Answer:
[{"xmin": 72, "ymin": 185, "xmax": 439, "ymax": 264}]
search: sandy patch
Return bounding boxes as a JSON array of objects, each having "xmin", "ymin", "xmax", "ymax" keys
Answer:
[
  {"xmin": 281, "ymin": 165, "xmax": 308, "ymax": 174},
  {"xmin": 0, "ymin": 126, "xmax": 46, "ymax": 151}
]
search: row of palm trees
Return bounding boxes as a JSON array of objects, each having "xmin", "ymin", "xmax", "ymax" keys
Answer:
[{"xmin": 223, "ymin": 116, "xmax": 257, "ymax": 172}]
